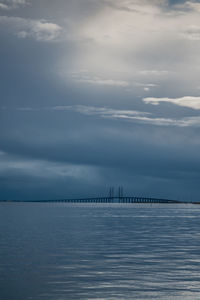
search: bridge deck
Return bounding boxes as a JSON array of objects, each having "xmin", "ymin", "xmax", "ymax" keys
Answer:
[{"xmin": 33, "ymin": 197, "xmax": 181, "ymax": 204}]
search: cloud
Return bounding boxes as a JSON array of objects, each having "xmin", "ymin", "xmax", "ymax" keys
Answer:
[
  {"xmin": 0, "ymin": 0, "xmax": 29, "ymax": 9},
  {"xmin": 80, "ymin": 78, "xmax": 129, "ymax": 87},
  {"xmin": 9, "ymin": 0, "xmax": 27, "ymax": 3},
  {"xmin": 139, "ymin": 70, "xmax": 169, "ymax": 76},
  {"xmin": 73, "ymin": 74, "xmax": 130, "ymax": 87},
  {"xmin": 52, "ymin": 105, "xmax": 148, "ymax": 117},
  {"xmin": 0, "ymin": 16, "xmax": 62, "ymax": 41},
  {"xmin": 0, "ymin": 151, "xmax": 101, "ymax": 199},
  {"xmin": 133, "ymin": 82, "xmax": 158, "ymax": 91},
  {"xmin": 57, "ymin": 0, "xmax": 187, "ymax": 92},
  {"xmin": 143, "ymin": 96, "xmax": 200, "ymax": 110},
  {"xmin": 3, "ymin": 105, "xmax": 200, "ymax": 127},
  {"xmin": 101, "ymin": 0, "xmax": 142, "ymax": 13},
  {"xmin": 0, "ymin": 155, "xmax": 97, "ymax": 180},
  {"xmin": 67, "ymin": 71, "xmax": 160, "ymax": 90},
  {"xmin": 51, "ymin": 105, "xmax": 200, "ymax": 127},
  {"xmin": 56, "ymin": 0, "xmax": 200, "ymax": 101},
  {"xmin": 0, "ymin": 3, "xmax": 9, "ymax": 9},
  {"xmin": 18, "ymin": 21, "xmax": 62, "ymax": 41},
  {"xmin": 70, "ymin": 72, "xmax": 159, "ymax": 88},
  {"xmin": 135, "ymin": 82, "xmax": 158, "ymax": 87},
  {"xmin": 102, "ymin": 0, "xmax": 168, "ymax": 14},
  {"xmin": 184, "ymin": 1, "xmax": 200, "ymax": 13},
  {"xmin": 181, "ymin": 25, "xmax": 200, "ymax": 41}
]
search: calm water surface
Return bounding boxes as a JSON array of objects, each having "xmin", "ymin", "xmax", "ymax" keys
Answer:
[{"xmin": 0, "ymin": 203, "xmax": 200, "ymax": 300}]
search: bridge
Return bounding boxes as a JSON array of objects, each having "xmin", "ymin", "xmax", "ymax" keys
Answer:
[
  {"xmin": 32, "ymin": 196, "xmax": 181, "ymax": 204},
  {"xmin": 0, "ymin": 187, "xmax": 183, "ymax": 204},
  {"xmin": 36, "ymin": 186, "xmax": 181, "ymax": 204}
]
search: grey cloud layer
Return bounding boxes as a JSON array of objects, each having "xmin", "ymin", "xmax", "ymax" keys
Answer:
[
  {"xmin": 1, "ymin": 0, "xmax": 200, "ymax": 200},
  {"xmin": 1, "ymin": 106, "xmax": 200, "ymax": 200}
]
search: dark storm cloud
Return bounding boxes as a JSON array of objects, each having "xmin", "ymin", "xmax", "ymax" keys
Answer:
[{"xmin": 1, "ymin": 106, "xmax": 200, "ymax": 200}]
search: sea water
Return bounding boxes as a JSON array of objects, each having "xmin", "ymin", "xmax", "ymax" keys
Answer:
[{"xmin": 0, "ymin": 203, "xmax": 200, "ymax": 300}]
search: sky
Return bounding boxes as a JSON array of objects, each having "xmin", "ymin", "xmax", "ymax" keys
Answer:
[{"xmin": 1, "ymin": 0, "xmax": 200, "ymax": 201}]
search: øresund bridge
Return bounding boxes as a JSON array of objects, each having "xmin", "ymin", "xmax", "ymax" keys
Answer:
[
  {"xmin": 37, "ymin": 197, "xmax": 180, "ymax": 204},
  {"xmin": 15, "ymin": 187, "xmax": 182, "ymax": 204},
  {"xmin": 1, "ymin": 187, "xmax": 189, "ymax": 204}
]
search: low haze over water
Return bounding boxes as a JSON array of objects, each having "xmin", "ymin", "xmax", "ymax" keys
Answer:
[{"xmin": 1, "ymin": 203, "xmax": 200, "ymax": 300}]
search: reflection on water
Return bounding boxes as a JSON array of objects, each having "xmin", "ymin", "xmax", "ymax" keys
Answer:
[{"xmin": 0, "ymin": 203, "xmax": 200, "ymax": 299}]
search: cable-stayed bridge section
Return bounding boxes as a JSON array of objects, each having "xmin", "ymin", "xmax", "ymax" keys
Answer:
[
  {"xmin": 41, "ymin": 187, "xmax": 181, "ymax": 203},
  {"xmin": 36, "ymin": 196, "xmax": 181, "ymax": 204}
]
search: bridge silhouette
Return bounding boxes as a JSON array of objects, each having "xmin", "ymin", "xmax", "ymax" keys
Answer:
[
  {"xmin": 31, "ymin": 187, "xmax": 181, "ymax": 204},
  {"xmin": 37, "ymin": 196, "xmax": 180, "ymax": 204},
  {"xmin": 0, "ymin": 187, "xmax": 183, "ymax": 204}
]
